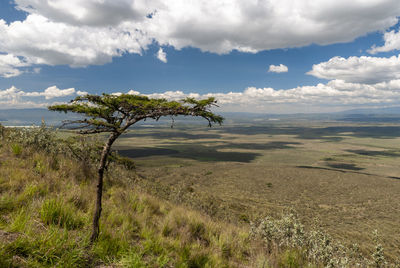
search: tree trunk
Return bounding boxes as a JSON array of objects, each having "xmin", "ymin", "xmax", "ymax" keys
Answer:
[{"xmin": 90, "ymin": 132, "xmax": 119, "ymax": 243}]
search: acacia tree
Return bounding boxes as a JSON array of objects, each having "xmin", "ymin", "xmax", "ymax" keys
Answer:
[{"xmin": 48, "ymin": 94, "xmax": 223, "ymax": 242}]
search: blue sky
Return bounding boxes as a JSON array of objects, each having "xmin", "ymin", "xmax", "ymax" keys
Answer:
[{"xmin": 1, "ymin": 1, "xmax": 400, "ymax": 113}]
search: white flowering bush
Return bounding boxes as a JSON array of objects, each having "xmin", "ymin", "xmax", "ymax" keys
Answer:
[
  {"xmin": 250, "ymin": 212, "xmax": 397, "ymax": 267},
  {"xmin": 371, "ymin": 230, "xmax": 387, "ymax": 268},
  {"xmin": 5, "ymin": 121, "xmax": 61, "ymax": 155}
]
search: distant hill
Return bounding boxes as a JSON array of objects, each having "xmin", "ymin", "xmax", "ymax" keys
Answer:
[
  {"xmin": 2, "ymin": 106, "xmax": 400, "ymax": 126},
  {"xmin": 0, "ymin": 108, "xmax": 81, "ymax": 126},
  {"xmin": 338, "ymin": 106, "xmax": 400, "ymax": 115}
]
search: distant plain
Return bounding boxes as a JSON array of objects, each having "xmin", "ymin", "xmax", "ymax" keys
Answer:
[{"xmin": 114, "ymin": 121, "xmax": 400, "ymax": 259}]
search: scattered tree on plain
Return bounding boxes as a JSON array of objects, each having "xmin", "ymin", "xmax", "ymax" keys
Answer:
[{"xmin": 49, "ymin": 94, "xmax": 223, "ymax": 242}]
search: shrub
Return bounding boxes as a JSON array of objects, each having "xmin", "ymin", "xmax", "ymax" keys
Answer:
[
  {"xmin": 0, "ymin": 123, "xmax": 5, "ymax": 139},
  {"xmin": 278, "ymin": 249, "xmax": 302, "ymax": 268},
  {"xmin": 371, "ymin": 230, "xmax": 386, "ymax": 268},
  {"xmin": 115, "ymin": 155, "xmax": 136, "ymax": 170},
  {"xmin": 11, "ymin": 143, "xmax": 22, "ymax": 156},
  {"xmin": 250, "ymin": 212, "xmax": 372, "ymax": 267},
  {"xmin": 0, "ymin": 194, "xmax": 16, "ymax": 212}
]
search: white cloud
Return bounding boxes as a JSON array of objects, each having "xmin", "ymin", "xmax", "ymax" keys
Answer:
[
  {"xmin": 142, "ymin": 0, "xmax": 400, "ymax": 53},
  {"xmin": 0, "ymin": 85, "xmax": 78, "ymax": 108},
  {"xmin": 0, "ymin": 14, "xmax": 151, "ymax": 69},
  {"xmin": 41, "ymin": 86, "xmax": 76, "ymax": 99},
  {"xmin": 156, "ymin": 48, "xmax": 167, "ymax": 63},
  {"xmin": 14, "ymin": 0, "xmax": 151, "ymax": 27},
  {"xmin": 5, "ymin": 78, "xmax": 400, "ymax": 112},
  {"xmin": 77, "ymin": 90, "xmax": 88, "ymax": 96},
  {"xmin": 1, "ymin": 0, "xmax": 400, "ymax": 76},
  {"xmin": 0, "ymin": 54, "xmax": 30, "ymax": 77},
  {"xmin": 307, "ymin": 54, "xmax": 400, "ymax": 84},
  {"xmin": 369, "ymin": 28, "xmax": 400, "ymax": 54},
  {"xmin": 268, "ymin": 64, "xmax": 288, "ymax": 73},
  {"xmin": 121, "ymin": 79, "xmax": 400, "ymax": 113},
  {"xmin": 127, "ymin": 90, "xmax": 140, "ymax": 95}
]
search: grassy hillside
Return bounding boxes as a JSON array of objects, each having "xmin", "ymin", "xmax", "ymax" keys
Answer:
[{"xmin": 0, "ymin": 125, "xmax": 397, "ymax": 267}]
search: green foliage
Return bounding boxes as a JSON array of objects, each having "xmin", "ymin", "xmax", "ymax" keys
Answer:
[
  {"xmin": 11, "ymin": 143, "xmax": 22, "ymax": 156},
  {"xmin": 2, "ymin": 228, "xmax": 90, "ymax": 267},
  {"xmin": 250, "ymin": 212, "xmax": 393, "ymax": 267},
  {"xmin": 7, "ymin": 122, "xmax": 61, "ymax": 154},
  {"xmin": 278, "ymin": 249, "xmax": 302, "ymax": 268},
  {"xmin": 0, "ymin": 122, "xmax": 5, "ymax": 138},
  {"xmin": 239, "ymin": 214, "xmax": 250, "ymax": 223},
  {"xmin": 40, "ymin": 199, "xmax": 84, "ymax": 230},
  {"xmin": 114, "ymin": 155, "xmax": 136, "ymax": 170},
  {"xmin": 119, "ymin": 251, "xmax": 147, "ymax": 267},
  {"xmin": 10, "ymin": 209, "xmax": 29, "ymax": 232},
  {"xmin": 34, "ymin": 159, "xmax": 46, "ymax": 175},
  {"xmin": 92, "ymin": 232, "xmax": 128, "ymax": 261},
  {"xmin": 189, "ymin": 221, "xmax": 207, "ymax": 242},
  {"xmin": 48, "ymin": 93, "xmax": 224, "ymax": 134},
  {"xmin": 0, "ymin": 194, "xmax": 16, "ymax": 213},
  {"xmin": 64, "ymin": 135, "xmax": 102, "ymax": 165}
]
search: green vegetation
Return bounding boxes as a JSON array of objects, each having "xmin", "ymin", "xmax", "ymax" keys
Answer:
[
  {"xmin": 0, "ymin": 125, "xmax": 256, "ymax": 267},
  {"xmin": 1, "ymin": 123, "xmax": 400, "ymax": 267}
]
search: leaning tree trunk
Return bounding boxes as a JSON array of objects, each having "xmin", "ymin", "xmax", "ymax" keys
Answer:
[{"xmin": 90, "ymin": 132, "xmax": 120, "ymax": 243}]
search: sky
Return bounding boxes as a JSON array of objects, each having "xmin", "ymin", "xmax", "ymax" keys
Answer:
[{"xmin": 1, "ymin": 0, "xmax": 400, "ymax": 113}]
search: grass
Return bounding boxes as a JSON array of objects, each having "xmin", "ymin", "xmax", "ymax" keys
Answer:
[
  {"xmin": 0, "ymin": 133, "xmax": 269, "ymax": 267},
  {"xmin": 40, "ymin": 198, "xmax": 84, "ymax": 230},
  {"xmin": 11, "ymin": 143, "xmax": 22, "ymax": 156}
]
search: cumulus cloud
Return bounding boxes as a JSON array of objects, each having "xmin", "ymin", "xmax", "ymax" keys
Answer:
[
  {"xmin": 14, "ymin": 0, "xmax": 151, "ymax": 27},
  {"xmin": 0, "ymin": 54, "xmax": 30, "ymax": 77},
  {"xmin": 142, "ymin": 0, "xmax": 400, "ymax": 53},
  {"xmin": 77, "ymin": 90, "xmax": 88, "ymax": 96},
  {"xmin": 369, "ymin": 28, "xmax": 400, "ymax": 54},
  {"xmin": 40, "ymin": 86, "xmax": 76, "ymax": 99},
  {"xmin": 0, "ymin": 85, "xmax": 78, "ymax": 108},
  {"xmin": 156, "ymin": 48, "xmax": 167, "ymax": 63},
  {"xmin": 307, "ymin": 54, "xmax": 400, "ymax": 84},
  {"xmin": 0, "ymin": 15, "xmax": 151, "ymax": 68},
  {"xmin": 1, "ymin": 0, "xmax": 400, "ymax": 76},
  {"xmin": 268, "ymin": 64, "xmax": 288, "ymax": 73}
]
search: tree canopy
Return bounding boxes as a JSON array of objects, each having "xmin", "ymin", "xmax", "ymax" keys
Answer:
[{"xmin": 49, "ymin": 94, "xmax": 224, "ymax": 133}]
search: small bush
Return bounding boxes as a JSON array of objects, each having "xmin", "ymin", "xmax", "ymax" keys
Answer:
[
  {"xmin": 187, "ymin": 252, "xmax": 212, "ymax": 268},
  {"xmin": 11, "ymin": 143, "xmax": 22, "ymax": 156},
  {"xmin": 189, "ymin": 221, "xmax": 207, "ymax": 242},
  {"xmin": 115, "ymin": 155, "xmax": 136, "ymax": 170},
  {"xmin": 33, "ymin": 159, "xmax": 46, "ymax": 176},
  {"xmin": 40, "ymin": 199, "xmax": 84, "ymax": 230},
  {"xmin": 250, "ymin": 212, "xmax": 380, "ymax": 267},
  {"xmin": 239, "ymin": 214, "xmax": 250, "ymax": 223},
  {"xmin": 10, "ymin": 209, "xmax": 29, "ymax": 232},
  {"xmin": 371, "ymin": 230, "xmax": 386, "ymax": 268},
  {"xmin": 0, "ymin": 194, "xmax": 16, "ymax": 212},
  {"xmin": 278, "ymin": 249, "xmax": 302, "ymax": 268}
]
